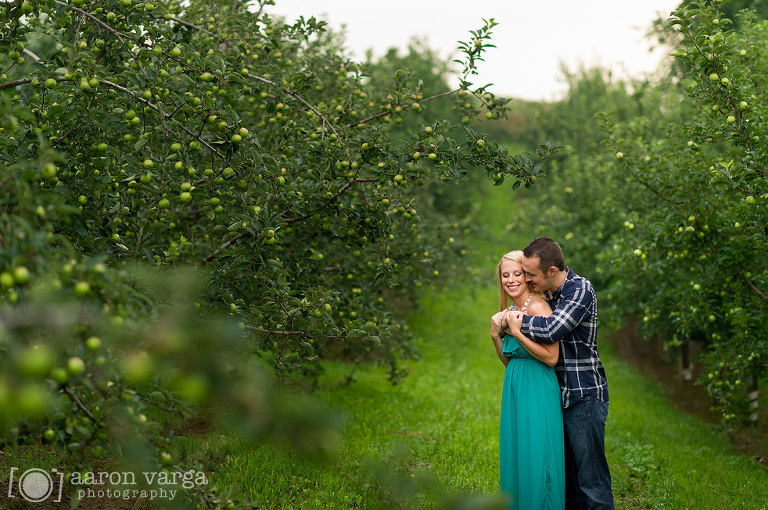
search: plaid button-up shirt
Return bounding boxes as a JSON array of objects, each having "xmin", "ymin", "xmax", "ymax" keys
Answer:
[{"xmin": 521, "ymin": 268, "xmax": 609, "ymax": 409}]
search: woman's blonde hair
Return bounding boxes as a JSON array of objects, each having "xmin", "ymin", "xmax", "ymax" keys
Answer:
[{"xmin": 496, "ymin": 250, "xmax": 543, "ymax": 312}]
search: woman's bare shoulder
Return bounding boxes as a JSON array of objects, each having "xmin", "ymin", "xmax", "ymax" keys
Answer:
[{"xmin": 527, "ymin": 299, "xmax": 552, "ymax": 317}]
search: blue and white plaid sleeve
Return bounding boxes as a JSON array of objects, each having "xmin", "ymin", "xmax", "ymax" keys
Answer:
[{"xmin": 521, "ymin": 283, "xmax": 593, "ymax": 344}]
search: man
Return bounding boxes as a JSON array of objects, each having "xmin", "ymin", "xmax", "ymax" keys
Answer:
[{"xmin": 508, "ymin": 236, "xmax": 614, "ymax": 510}]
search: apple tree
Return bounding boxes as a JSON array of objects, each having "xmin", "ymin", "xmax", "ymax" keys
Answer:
[
  {"xmin": 0, "ymin": 0, "xmax": 559, "ymax": 505},
  {"xmin": 515, "ymin": 0, "xmax": 767, "ymax": 424}
]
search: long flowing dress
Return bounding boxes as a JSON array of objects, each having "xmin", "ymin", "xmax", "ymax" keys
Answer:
[{"xmin": 499, "ymin": 332, "xmax": 565, "ymax": 509}]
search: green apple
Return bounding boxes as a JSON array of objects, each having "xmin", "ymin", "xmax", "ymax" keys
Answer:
[
  {"xmin": 17, "ymin": 384, "xmax": 50, "ymax": 417},
  {"xmin": 85, "ymin": 336, "xmax": 102, "ymax": 351},
  {"xmin": 66, "ymin": 356, "xmax": 86, "ymax": 376},
  {"xmin": 41, "ymin": 162, "xmax": 57, "ymax": 179},
  {"xmin": 50, "ymin": 367, "xmax": 69, "ymax": 385},
  {"xmin": 121, "ymin": 351, "xmax": 154, "ymax": 384},
  {"xmin": 74, "ymin": 280, "xmax": 91, "ymax": 296},
  {"xmin": 43, "ymin": 429, "xmax": 56, "ymax": 443},
  {"xmin": 12, "ymin": 266, "xmax": 30, "ymax": 284},
  {"xmin": 0, "ymin": 272, "xmax": 14, "ymax": 288},
  {"xmin": 19, "ymin": 345, "xmax": 54, "ymax": 377}
]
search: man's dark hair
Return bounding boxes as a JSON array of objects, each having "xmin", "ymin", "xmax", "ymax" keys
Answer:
[{"xmin": 523, "ymin": 237, "xmax": 566, "ymax": 272}]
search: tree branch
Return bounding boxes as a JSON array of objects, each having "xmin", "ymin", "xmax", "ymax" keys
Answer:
[
  {"xmin": 198, "ymin": 233, "xmax": 244, "ymax": 266},
  {"xmin": 101, "ymin": 80, "xmax": 226, "ymax": 160},
  {"xmin": 62, "ymin": 385, "xmax": 97, "ymax": 423},
  {"xmin": 744, "ymin": 276, "xmax": 768, "ymax": 304},
  {"xmin": 350, "ymin": 88, "xmax": 456, "ymax": 127},
  {"xmin": 55, "ymin": 1, "xmax": 130, "ymax": 43},
  {"xmin": 246, "ymin": 73, "xmax": 348, "ymax": 156},
  {"xmin": 283, "ymin": 178, "xmax": 375, "ymax": 224},
  {"xmin": 245, "ymin": 325, "xmax": 352, "ymax": 341}
]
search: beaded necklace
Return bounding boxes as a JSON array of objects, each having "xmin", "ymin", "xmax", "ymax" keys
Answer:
[{"xmin": 509, "ymin": 293, "xmax": 533, "ymax": 314}]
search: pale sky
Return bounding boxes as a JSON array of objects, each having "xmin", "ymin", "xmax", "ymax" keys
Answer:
[{"xmin": 268, "ymin": 0, "xmax": 681, "ymax": 101}]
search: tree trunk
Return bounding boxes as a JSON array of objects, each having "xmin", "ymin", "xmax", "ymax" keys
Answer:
[
  {"xmin": 748, "ymin": 372, "xmax": 759, "ymax": 424},
  {"xmin": 679, "ymin": 342, "xmax": 693, "ymax": 381}
]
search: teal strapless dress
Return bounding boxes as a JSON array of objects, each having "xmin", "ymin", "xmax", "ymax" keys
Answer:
[{"xmin": 499, "ymin": 334, "xmax": 565, "ymax": 510}]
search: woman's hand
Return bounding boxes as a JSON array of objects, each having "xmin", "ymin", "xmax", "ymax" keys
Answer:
[
  {"xmin": 506, "ymin": 310, "xmax": 524, "ymax": 336},
  {"xmin": 490, "ymin": 311, "xmax": 511, "ymax": 366},
  {"xmin": 504, "ymin": 309, "xmax": 559, "ymax": 367},
  {"xmin": 491, "ymin": 311, "xmax": 507, "ymax": 340}
]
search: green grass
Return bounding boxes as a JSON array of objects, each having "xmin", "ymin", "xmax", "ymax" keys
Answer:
[{"xmin": 604, "ymin": 340, "xmax": 768, "ymax": 509}]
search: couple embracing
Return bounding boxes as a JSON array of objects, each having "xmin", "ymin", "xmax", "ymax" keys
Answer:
[{"xmin": 490, "ymin": 237, "xmax": 614, "ymax": 510}]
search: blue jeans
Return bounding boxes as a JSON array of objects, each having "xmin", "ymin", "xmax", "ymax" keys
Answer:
[{"xmin": 563, "ymin": 396, "xmax": 614, "ymax": 510}]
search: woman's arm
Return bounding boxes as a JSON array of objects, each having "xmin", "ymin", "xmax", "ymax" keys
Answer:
[
  {"xmin": 507, "ymin": 302, "xmax": 560, "ymax": 367},
  {"xmin": 490, "ymin": 311, "xmax": 510, "ymax": 367}
]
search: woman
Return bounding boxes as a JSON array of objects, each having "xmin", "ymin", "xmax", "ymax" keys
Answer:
[{"xmin": 490, "ymin": 250, "xmax": 565, "ymax": 510}]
